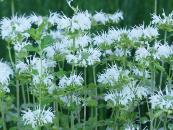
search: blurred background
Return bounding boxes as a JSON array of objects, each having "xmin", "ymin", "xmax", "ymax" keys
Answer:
[{"xmin": 0, "ymin": 0, "xmax": 173, "ymax": 57}]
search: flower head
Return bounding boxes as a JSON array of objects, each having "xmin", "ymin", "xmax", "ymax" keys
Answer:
[
  {"xmin": 59, "ymin": 73, "xmax": 83, "ymax": 88},
  {"xmin": 22, "ymin": 106, "xmax": 55, "ymax": 128}
]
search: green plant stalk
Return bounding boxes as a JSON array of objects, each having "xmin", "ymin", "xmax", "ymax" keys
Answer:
[
  {"xmin": 38, "ymin": 43, "xmax": 43, "ymax": 106},
  {"xmin": 146, "ymin": 99, "xmax": 154, "ymax": 130},
  {"xmin": 164, "ymin": 113, "xmax": 167, "ymax": 130},
  {"xmin": 21, "ymin": 84, "xmax": 26, "ymax": 104},
  {"xmin": 27, "ymin": 85, "xmax": 30, "ymax": 103},
  {"xmin": 55, "ymin": 102, "xmax": 59, "ymax": 129},
  {"xmin": 93, "ymin": 66, "xmax": 97, "ymax": 130},
  {"xmin": 154, "ymin": 0, "xmax": 157, "ymax": 14},
  {"xmin": 159, "ymin": 61, "xmax": 164, "ymax": 90},
  {"xmin": 83, "ymin": 67, "xmax": 87, "ymax": 130},
  {"xmin": 164, "ymin": 31, "xmax": 167, "ymax": 44},
  {"xmin": 1, "ymin": 96, "xmax": 7, "ymax": 130},
  {"xmin": 16, "ymin": 80, "xmax": 20, "ymax": 129},
  {"xmin": 71, "ymin": 111, "xmax": 74, "ymax": 130},
  {"xmin": 138, "ymin": 104, "xmax": 142, "ymax": 129},
  {"xmin": 11, "ymin": 0, "xmax": 15, "ymax": 16},
  {"xmin": 7, "ymin": 43, "xmax": 14, "ymax": 68}
]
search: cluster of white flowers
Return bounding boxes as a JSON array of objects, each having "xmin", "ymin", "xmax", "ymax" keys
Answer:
[
  {"xmin": 104, "ymin": 81, "xmax": 149, "ymax": 106},
  {"xmin": 0, "ymin": 15, "xmax": 31, "ymax": 40},
  {"xmin": 98, "ymin": 64, "xmax": 129, "ymax": 86},
  {"xmin": 66, "ymin": 47, "xmax": 101, "ymax": 67},
  {"xmin": 59, "ymin": 94, "xmax": 82, "ymax": 106},
  {"xmin": 135, "ymin": 47, "xmax": 150, "ymax": 61},
  {"xmin": 58, "ymin": 73, "xmax": 83, "ymax": 88},
  {"xmin": 152, "ymin": 11, "xmax": 173, "ymax": 28},
  {"xmin": 153, "ymin": 42, "xmax": 173, "ymax": 59},
  {"xmin": 93, "ymin": 11, "xmax": 123, "ymax": 24},
  {"xmin": 149, "ymin": 87, "xmax": 173, "ymax": 109},
  {"xmin": 129, "ymin": 24, "xmax": 159, "ymax": 41},
  {"xmin": 22, "ymin": 106, "xmax": 55, "ymax": 128},
  {"xmin": 0, "ymin": 61, "xmax": 13, "ymax": 93}
]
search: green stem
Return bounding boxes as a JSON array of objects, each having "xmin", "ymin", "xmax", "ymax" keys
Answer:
[
  {"xmin": 71, "ymin": 111, "xmax": 74, "ymax": 130},
  {"xmin": 154, "ymin": 0, "xmax": 157, "ymax": 14},
  {"xmin": 1, "ymin": 96, "xmax": 7, "ymax": 130},
  {"xmin": 21, "ymin": 84, "xmax": 26, "ymax": 104},
  {"xmin": 16, "ymin": 80, "xmax": 20, "ymax": 129},
  {"xmin": 27, "ymin": 85, "xmax": 30, "ymax": 103},
  {"xmin": 164, "ymin": 31, "xmax": 167, "ymax": 44},
  {"xmin": 159, "ymin": 61, "xmax": 164, "ymax": 90},
  {"xmin": 83, "ymin": 67, "xmax": 87, "ymax": 130},
  {"xmin": 11, "ymin": 0, "xmax": 15, "ymax": 16},
  {"xmin": 164, "ymin": 113, "xmax": 167, "ymax": 130},
  {"xmin": 93, "ymin": 66, "xmax": 97, "ymax": 130},
  {"xmin": 138, "ymin": 104, "xmax": 142, "ymax": 129},
  {"xmin": 7, "ymin": 43, "xmax": 14, "ymax": 68}
]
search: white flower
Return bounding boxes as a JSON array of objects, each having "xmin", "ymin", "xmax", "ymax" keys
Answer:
[
  {"xmin": 75, "ymin": 34, "xmax": 91, "ymax": 48},
  {"xmin": 114, "ymin": 48, "xmax": 131, "ymax": 57},
  {"xmin": 93, "ymin": 11, "xmax": 108, "ymax": 24},
  {"xmin": 0, "ymin": 15, "xmax": 31, "ymax": 40},
  {"xmin": 50, "ymin": 30, "xmax": 65, "ymax": 40},
  {"xmin": 28, "ymin": 14, "xmax": 43, "ymax": 26},
  {"xmin": 14, "ymin": 41, "xmax": 31, "ymax": 52},
  {"xmin": 71, "ymin": 11, "xmax": 91, "ymax": 31},
  {"xmin": 152, "ymin": 11, "xmax": 173, "ymax": 28},
  {"xmin": 104, "ymin": 81, "xmax": 149, "ymax": 106},
  {"xmin": 135, "ymin": 47, "xmax": 150, "ymax": 61},
  {"xmin": 16, "ymin": 60, "xmax": 28, "ymax": 73},
  {"xmin": 93, "ymin": 32, "xmax": 113, "ymax": 46},
  {"xmin": 98, "ymin": 64, "xmax": 128, "ymax": 86},
  {"xmin": 109, "ymin": 11, "xmax": 123, "ymax": 23},
  {"xmin": 132, "ymin": 67, "xmax": 150, "ymax": 78},
  {"xmin": 108, "ymin": 28, "xmax": 130, "ymax": 42},
  {"xmin": 43, "ymin": 46, "xmax": 56, "ymax": 58},
  {"xmin": 129, "ymin": 24, "xmax": 159, "ymax": 41},
  {"xmin": 0, "ymin": 61, "xmax": 13, "ymax": 86},
  {"xmin": 66, "ymin": 47, "xmax": 101, "ymax": 67},
  {"xmin": 149, "ymin": 87, "xmax": 173, "ymax": 109},
  {"xmin": 22, "ymin": 106, "xmax": 55, "ymax": 128},
  {"xmin": 59, "ymin": 94, "xmax": 82, "ymax": 106},
  {"xmin": 48, "ymin": 12, "xmax": 60, "ymax": 25},
  {"xmin": 57, "ymin": 14, "xmax": 71, "ymax": 30},
  {"xmin": 59, "ymin": 73, "xmax": 83, "ymax": 88},
  {"xmin": 153, "ymin": 42, "xmax": 173, "ymax": 59}
]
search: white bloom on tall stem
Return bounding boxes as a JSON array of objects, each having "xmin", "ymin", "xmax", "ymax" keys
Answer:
[
  {"xmin": 14, "ymin": 41, "xmax": 31, "ymax": 52},
  {"xmin": 48, "ymin": 12, "xmax": 60, "ymax": 25},
  {"xmin": 22, "ymin": 106, "xmax": 55, "ymax": 128},
  {"xmin": 153, "ymin": 42, "xmax": 173, "ymax": 59},
  {"xmin": 66, "ymin": 47, "xmax": 101, "ymax": 67},
  {"xmin": 93, "ymin": 11, "xmax": 109, "ymax": 24},
  {"xmin": 93, "ymin": 32, "xmax": 113, "ymax": 46},
  {"xmin": 98, "ymin": 64, "xmax": 121, "ymax": 86},
  {"xmin": 71, "ymin": 11, "xmax": 91, "ymax": 31},
  {"xmin": 135, "ymin": 47, "xmax": 150, "ymax": 61},
  {"xmin": 109, "ymin": 11, "xmax": 123, "ymax": 23},
  {"xmin": 28, "ymin": 14, "xmax": 43, "ymax": 26},
  {"xmin": 59, "ymin": 73, "xmax": 83, "ymax": 88},
  {"xmin": 108, "ymin": 28, "xmax": 130, "ymax": 42},
  {"xmin": 75, "ymin": 34, "xmax": 91, "ymax": 48},
  {"xmin": 149, "ymin": 87, "xmax": 173, "ymax": 109},
  {"xmin": 129, "ymin": 24, "xmax": 159, "ymax": 41},
  {"xmin": 152, "ymin": 11, "xmax": 173, "ymax": 28},
  {"xmin": 0, "ymin": 61, "xmax": 13, "ymax": 86},
  {"xmin": 104, "ymin": 81, "xmax": 149, "ymax": 106},
  {"xmin": 59, "ymin": 94, "xmax": 82, "ymax": 106},
  {"xmin": 0, "ymin": 15, "xmax": 31, "ymax": 40}
]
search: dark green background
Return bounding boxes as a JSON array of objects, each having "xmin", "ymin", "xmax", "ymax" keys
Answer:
[{"xmin": 0, "ymin": 0, "xmax": 173, "ymax": 58}]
